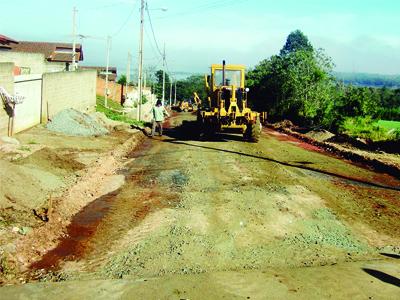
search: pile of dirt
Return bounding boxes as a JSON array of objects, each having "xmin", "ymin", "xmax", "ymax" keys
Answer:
[
  {"xmin": 268, "ymin": 124, "xmax": 400, "ymax": 178},
  {"xmin": 305, "ymin": 129, "xmax": 335, "ymax": 142},
  {"xmin": 91, "ymin": 112, "xmax": 131, "ymax": 132},
  {"xmin": 0, "ymin": 160, "xmax": 60, "ymax": 218},
  {"xmin": 273, "ymin": 120, "xmax": 294, "ymax": 129},
  {"xmin": 15, "ymin": 147, "xmax": 85, "ymax": 176},
  {"xmin": 47, "ymin": 109, "xmax": 109, "ymax": 137}
]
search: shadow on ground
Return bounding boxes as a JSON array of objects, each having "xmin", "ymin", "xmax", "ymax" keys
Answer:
[
  {"xmin": 363, "ymin": 268, "xmax": 400, "ymax": 288},
  {"xmin": 150, "ymin": 120, "xmax": 400, "ymax": 192},
  {"xmin": 380, "ymin": 253, "xmax": 400, "ymax": 259}
]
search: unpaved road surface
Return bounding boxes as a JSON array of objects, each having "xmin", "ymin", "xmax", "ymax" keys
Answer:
[{"xmin": 3, "ymin": 113, "xmax": 400, "ymax": 299}]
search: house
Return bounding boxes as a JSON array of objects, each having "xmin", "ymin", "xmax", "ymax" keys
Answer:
[
  {"xmin": 0, "ymin": 34, "xmax": 19, "ymax": 47},
  {"xmin": 0, "ymin": 38, "xmax": 83, "ymax": 74},
  {"xmin": 81, "ymin": 66, "xmax": 117, "ymax": 81}
]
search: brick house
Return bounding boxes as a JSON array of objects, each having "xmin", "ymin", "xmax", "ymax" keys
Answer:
[{"xmin": 80, "ymin": 66, "xmax": 117, "ymax": 81}]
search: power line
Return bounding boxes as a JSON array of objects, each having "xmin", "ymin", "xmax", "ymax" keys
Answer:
[
  {"xmin": 145, "ymin": 3, "xmax": 163, "ymax": 57},
  {"xmin": 156, "ymin": 0, "xmax": 251, "ymax": 20},
  {"xmin": 112, "ymin": 0, "xmax": 138, "ymax": 37},
  {"xmin": 143, "ymin": 21, "xmax": 162, "ymax": 61}
]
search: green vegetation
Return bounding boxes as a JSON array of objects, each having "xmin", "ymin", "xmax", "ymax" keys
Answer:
[
  {"xmin": 96, "ymin": 95, "xmax": 146, "ymax": 127},
  {"xmin": 340, "ymin": 117, "xmax": 387, "ymax": 141},
  {"xmin": 153, "ymin": 70, "xmax": 171, "ymax": 101},
  {"xmin": 96, "ymin": 95, "xmax": 123, "ymax": 110},
  {"xmin": 247, "ymin": 30, "xmax": 334, "ymax": 126},
  {"xmin": 247, "ymin": 29, "xmax": 400, "ymax": 142},
  {"xmin": 376, "ymin": 120, "xmax": 400, "ymax": 131},
  {"xmin": 175, "ymin": 75, "xmax": 207, "ymax": 103},
  {"xmin": 340, "ymin": 118, "xmax": 400, "ymax": 142},
  {"xmin": 18, "ymin": 146, "xmax": 31, "ymax": 152}
]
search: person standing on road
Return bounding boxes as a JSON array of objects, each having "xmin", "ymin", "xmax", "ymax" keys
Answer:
[{"xmin": 151, "ymin": 99, "xmax": 169, "ymax": 137}]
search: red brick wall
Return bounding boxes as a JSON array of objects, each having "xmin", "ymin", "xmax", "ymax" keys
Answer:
[{"xmin": 96, "ymin": 77, "xmax": 135, "ymax": 104}]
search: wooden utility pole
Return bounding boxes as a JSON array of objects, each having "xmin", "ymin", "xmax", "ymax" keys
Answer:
[
  {"xmin": 162, "ymin": 43, "xmax": 166, "ymax": 104},
  {"xmin": 71, "ymin": 7, "xmax": 77, "ymax": 71},
  {"xmin": 137, "ymin": 0, "xmax": 145, "ymax": 121},
  {"xmin": 105, "ymin": 35, "xmax": 111, "ymax": 108},
  {"xmin": 174, "ymin": 80, "xmax": 177, "ymax": 105},
  {"xmin": 169, "ymin": 80, "xmax": 172, "ymax": 107},
  {"xmin": 126, "ymin": 51, "xmax": 131, "ymax": 99}
]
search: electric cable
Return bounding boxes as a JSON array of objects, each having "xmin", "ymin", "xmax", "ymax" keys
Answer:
[
  {"xmin": 145, "ymin": 3, "xmax": 164, "ymax": 57},
  {"xmin": 112, "ymin": 0, "xmax": 138, "ymax": 37}
]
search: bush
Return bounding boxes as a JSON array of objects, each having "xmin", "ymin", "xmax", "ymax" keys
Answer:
[{"xmin": 340, "ymin": 117, "xmax": 388, "ymax": 141}]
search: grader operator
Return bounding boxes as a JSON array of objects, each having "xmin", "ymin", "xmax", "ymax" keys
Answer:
[{"xmin": 194, "ymin": 61, "xmax": 261, "ymax": 142}]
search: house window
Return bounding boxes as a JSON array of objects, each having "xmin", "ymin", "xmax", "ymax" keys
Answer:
[{"xmin": 55, "ymin": 47, "xmax": 73, "ymax": 53}]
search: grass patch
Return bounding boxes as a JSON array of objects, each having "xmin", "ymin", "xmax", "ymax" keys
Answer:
[
  {"xmin": 340, "ymin": 117, "xmax": 400, "ymax": 141},
  {"xmin": 96, "ymin": 95, "xmax": 146, "ymax": 128},
  {"xmin": 376, "ymin": 120, "xmax": 400, "ymax": 131},
  {"xmin": 96, "ymin": 95, "xmax": 123, "ymax": 110},
  {"xmin": 18, "ymin": 146, "xmax": 31, "ymax": 152}
]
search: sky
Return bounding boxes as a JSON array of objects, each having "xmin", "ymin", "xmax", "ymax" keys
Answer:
[{"xmin": 1, "ymin": 0, "xmax": 400, "ymax": 78}]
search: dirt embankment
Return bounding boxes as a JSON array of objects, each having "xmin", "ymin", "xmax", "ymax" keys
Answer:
[
  {"xmin": 266, "ymin": 121, "xmax": 400, "ymax": 179},
  {"xmin": 0, "ymin": 111, "xmax": 146, "ymax": 284}
]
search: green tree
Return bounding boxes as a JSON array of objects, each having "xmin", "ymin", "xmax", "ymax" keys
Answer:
[
  {"xmin": 117, "ymin": 75, "xmax": 127, "ymax": 85},
  {"xmin": 154, "ymin": 70, "xmax": 170, "ymax": 101},
  {"xmin": 175, "ymin": 75, "xmax": 207, "ymax": 103},
  {"xmin": 117, "ymin": 75, "xmax": 127, "ymax": 104},
  {"xmin": 280, "ymin": 29, "xmax": 314, "ymax": 56},
  {"xmin": 248, "ymin": 32, "xmax": 334, "ymax": 125}
]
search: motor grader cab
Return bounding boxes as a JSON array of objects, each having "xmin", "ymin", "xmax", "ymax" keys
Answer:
[{"xmin": 196, "ymin": 61, "xmax": 261, "ymax": 142}]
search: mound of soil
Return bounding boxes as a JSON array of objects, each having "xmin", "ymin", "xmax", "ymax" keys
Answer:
[
  {"xmin": 47, "ymin": 109, "xmax": 109, "ymax": 137},
  {"xmin": 273, "ymin": 120, "xmax": 294, "ymax": 129},
  {"xmin": 15, "ymin": 147, "xmax": 85, "ymax": 176},
  {"xmin": 0, "ymin": 160, "xmax": 59, "ymax": 212},
  {"xmin": 305, "ymin": 130, "xmax": 335, "ymax": 142}
]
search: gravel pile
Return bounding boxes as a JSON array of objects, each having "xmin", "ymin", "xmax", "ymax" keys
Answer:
[{"xmin": 47, "ymin": 109, "xmax": 109, "ymax": 136}]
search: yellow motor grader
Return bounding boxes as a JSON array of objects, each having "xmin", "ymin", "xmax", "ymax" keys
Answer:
[{"xmin": 194, "ymin": 61, "xmax": 261, "ymax": 142}]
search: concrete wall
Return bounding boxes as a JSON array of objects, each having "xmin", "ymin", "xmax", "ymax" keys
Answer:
[
  {"xmin": 13, "ymin": 74, "xmax": 42, "ymax": 133},
  {"xmin": 0, "ymin": 51, "xmax": 66, "ymax": 74},
  {"xmin": 42, "ymin": 70, "xmax": 97, "ymax": 121},
  {"xmin": 0, "ymin": 63, "xmax": 15, "ymax": 135}
]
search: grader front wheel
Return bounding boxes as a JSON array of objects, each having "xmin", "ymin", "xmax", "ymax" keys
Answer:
[{"xmin": 244, "ymin": 117, "xmax": 261, "ymax": 142}]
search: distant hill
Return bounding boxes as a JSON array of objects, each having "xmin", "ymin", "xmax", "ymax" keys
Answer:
[{"xmin": 334, "ymin": 72, "xmax": 400, "ymax": 88}]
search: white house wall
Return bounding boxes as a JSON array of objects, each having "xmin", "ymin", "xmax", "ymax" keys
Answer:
[
  {"xmin": 13, "ymin": 74, "xmax": 42, "ymax": 133},
  {"xmin": 0, "ymin": 52, "xmax": 46, "ymax": 74}
]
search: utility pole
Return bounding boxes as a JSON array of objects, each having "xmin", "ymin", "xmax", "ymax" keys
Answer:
[
  {"xmin": 105, "ymin": 35, "xmax": 111, "ymax": 108},
  {"xmin": 71, "ymin": 6, "xmax": 77, "ymax": 71},
  {"xmin": 162, "ymin": 43, "xmax": 166, "ymax": 105},
  {"xmin": 126, "ymin": 51, "xmax": 131, "ymax": 99},
  {"xmin": 169, "ymin": 79, "xmax": 172, "ymax": 107},
  {"xmin": 174, "ymin": 80, "xmax": 177, "ymax": 105},
  {"xmin": 137, "ymin": 0, "xmax": 145, "ymax": 121}
]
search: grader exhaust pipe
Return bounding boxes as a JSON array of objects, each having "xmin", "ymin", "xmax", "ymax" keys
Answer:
[{"xmin": 222, "ymin": 60, "xmax": 226, "ymax": 86}]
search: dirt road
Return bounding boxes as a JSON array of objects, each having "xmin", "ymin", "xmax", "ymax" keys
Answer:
[{"xmin": 4, "ymin": 113, "xmax": 400, "ymax": 298}]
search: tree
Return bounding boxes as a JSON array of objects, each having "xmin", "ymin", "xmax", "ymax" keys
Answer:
[
  {"xmin": 175, "ymin": 75, "xmax": 207, "ymax": 103},
  {"xmin": 117, "ymin": 75, "xmax": 127, "ymax": 105},
  {"xmin": 280, "ymin": 29, "xmax": 314, "ymax": 56},
  {"xmin": 248, "ymin": 30, "xmax": 334, "ymax": 125},
  {"xmin": 154, "ymin": 70, "xmax": 170, "ymax": 101}
]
